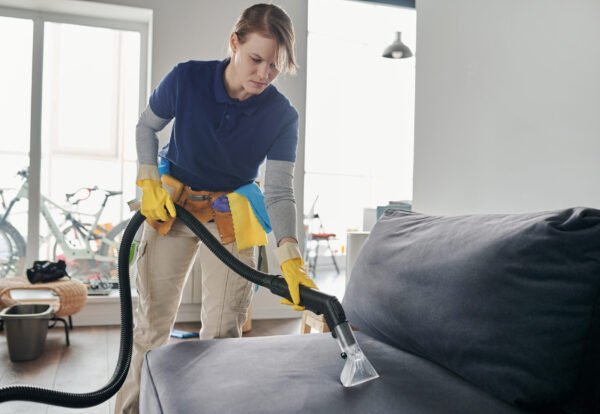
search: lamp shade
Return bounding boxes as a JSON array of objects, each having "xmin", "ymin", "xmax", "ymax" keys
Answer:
[{"xmin": 382, "ymin": 31, "xmax": 413, "ymax": 59}]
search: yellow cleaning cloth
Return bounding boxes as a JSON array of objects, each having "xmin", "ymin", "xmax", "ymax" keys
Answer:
[{"xmin": 227, "ymin": 192, "xmax": 268, "ymax": 250}]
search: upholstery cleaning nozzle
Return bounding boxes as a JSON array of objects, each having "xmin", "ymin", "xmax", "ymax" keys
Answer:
[{"xmin": 334, "ymin": 322, "xmax": 380, "ymax": 387}]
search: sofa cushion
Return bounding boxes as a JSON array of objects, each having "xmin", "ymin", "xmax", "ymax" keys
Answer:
[
  {"xmin": 343, "ymin": 208, "xmax": 600, "ymax": 411},
  {"xmin": 140, "ymin": 332, "xmax": 526, "ymax": 414}
]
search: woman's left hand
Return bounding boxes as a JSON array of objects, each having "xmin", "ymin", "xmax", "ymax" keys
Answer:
[
  {"xmin": 275, "ymin": 242, "xmax": 318, "ymax": 311},
  {"xmin": 280, "ymin": 257, "xmax": 318, "ymax": 311}
]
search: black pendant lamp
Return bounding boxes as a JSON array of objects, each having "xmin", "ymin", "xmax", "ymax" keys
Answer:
[{"xmin": 382, "ymin": 31, "xmax": 413, "ymax": 59}]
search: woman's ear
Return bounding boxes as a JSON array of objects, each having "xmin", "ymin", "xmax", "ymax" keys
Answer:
[{"xmin": 230, "ymin": 32, "xmax": 238, "ymax": 54}]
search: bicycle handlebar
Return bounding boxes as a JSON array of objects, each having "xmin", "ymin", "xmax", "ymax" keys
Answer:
[
  {"xmin": 65, "ymin": 186, "xmax": 122, "ymax": 206},
  {"xmin": 12, "ymin": 166, "xmax": 122, "ymax": 208}
]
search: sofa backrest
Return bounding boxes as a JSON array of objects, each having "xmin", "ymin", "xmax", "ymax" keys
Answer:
[{"xmin": 343, "ymin": 207, "xmax": 600, "ymax": 413}]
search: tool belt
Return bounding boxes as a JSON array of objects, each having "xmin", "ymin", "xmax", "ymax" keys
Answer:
[{"xmin": 147, "ymin": 174, "xmax": 235, "ymax": 244}]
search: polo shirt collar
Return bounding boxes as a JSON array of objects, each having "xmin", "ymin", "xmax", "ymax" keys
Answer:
[{"xmin": 214, "ymin": 58, "xmax": 271, "ymax": 116}]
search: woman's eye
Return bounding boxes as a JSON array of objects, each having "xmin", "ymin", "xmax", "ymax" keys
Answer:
[{"xmin": 252, "ymin": 58, "xmax": 261, "ymax": 63}]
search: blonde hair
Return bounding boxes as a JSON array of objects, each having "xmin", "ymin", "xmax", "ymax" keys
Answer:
[{"xmin": 231, "ymin": 3, "xmax": 298, "ymax": 74}]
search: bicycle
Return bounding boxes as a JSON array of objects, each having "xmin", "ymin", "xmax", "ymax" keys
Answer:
[{"xmin": 0, "ymin": 168, "xmax": 133, "ymax": 290}]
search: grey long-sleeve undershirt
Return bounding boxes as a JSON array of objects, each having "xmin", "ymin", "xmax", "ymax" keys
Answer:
[{"xmin": 136, "ymin": 106, "xmax": 298, "ymax": 242}]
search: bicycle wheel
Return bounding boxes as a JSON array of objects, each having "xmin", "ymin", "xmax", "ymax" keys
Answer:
[
  {"xmin": 97, "ymin": 219, "xmax": 141, "ymax": 287},
  {"xmin": 0, "ymin": 221, "xmax": 26, "ymax": 278},
  {"xmin": 52, "ymin": 225, "xmax": 100, "ymax": 279}
]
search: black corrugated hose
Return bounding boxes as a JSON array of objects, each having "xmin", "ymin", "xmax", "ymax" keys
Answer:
[{"xmin": 0, "ymin": 205, "xmax": 347, "ymax": 408}]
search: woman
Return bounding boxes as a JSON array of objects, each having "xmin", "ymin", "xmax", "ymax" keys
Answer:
[{"xmin": 114, "ymin": 4, "xmax": 317, "ymax": 413}]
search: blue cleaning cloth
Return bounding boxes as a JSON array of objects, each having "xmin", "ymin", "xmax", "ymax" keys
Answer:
[{"xmin": 234, "ymin": 183, "xmax": 272, "ymax": 234}]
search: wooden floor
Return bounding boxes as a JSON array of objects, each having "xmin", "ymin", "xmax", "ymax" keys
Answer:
[{"xmin": 0, "ymin": 259, "xmax": 344, "ymax": 414}]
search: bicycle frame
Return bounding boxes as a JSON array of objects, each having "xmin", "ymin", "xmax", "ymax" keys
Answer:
[{"xmin": 0, "ymin": 175, "xmax": 118, "ymax": 263}]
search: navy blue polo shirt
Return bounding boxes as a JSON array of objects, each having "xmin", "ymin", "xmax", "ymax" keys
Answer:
[{"xmin": 149, "ymin": 59, "xmax": 298, "ymax": 191}]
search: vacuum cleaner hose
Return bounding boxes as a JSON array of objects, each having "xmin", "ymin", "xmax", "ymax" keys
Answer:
[
  {"xmin": 0, "ymin": 211, "xmax": 143, "ymax": 407},
  {"xmin": 0, "ymin": 204, "xmax": 350, "ymax": 407},
  {"xmin": 176, "ymin": 206, "xmax": 349, "ymax": 331}
]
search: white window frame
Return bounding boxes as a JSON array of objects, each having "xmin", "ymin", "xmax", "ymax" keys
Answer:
[{"xmin": 0, "ymin": 0, "xmax": 151, "ymax": 265}]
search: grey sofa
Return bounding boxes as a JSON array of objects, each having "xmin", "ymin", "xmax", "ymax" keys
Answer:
[{"xmin": 140, "ymin": 207, "xmax": 600, "ymax": 414}]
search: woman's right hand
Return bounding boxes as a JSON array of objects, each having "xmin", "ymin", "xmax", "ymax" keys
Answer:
[{"xmin": 137, "ymin": 179, "xmax": 176, "ymax": 221}]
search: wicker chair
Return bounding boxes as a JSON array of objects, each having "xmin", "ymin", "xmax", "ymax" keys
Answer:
[{"xmin": 0, "ymin": 276, "xmax": 87, "ymax": 346}]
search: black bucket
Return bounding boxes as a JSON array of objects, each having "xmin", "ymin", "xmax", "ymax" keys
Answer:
[{"xmin": 0, "ymin": 303, "xmax": 54, "ymax": 362}]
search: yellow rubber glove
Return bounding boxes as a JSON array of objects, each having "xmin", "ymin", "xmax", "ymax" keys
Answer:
[
  {"xmin": 137, "ymin": 179, "xmax": 176, "ymax": 221},
  {"xmin": 275, "ymin": 242, "xmax": 318, "ymax": 311}
]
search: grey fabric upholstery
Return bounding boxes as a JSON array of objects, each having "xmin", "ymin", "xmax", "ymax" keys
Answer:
[
  {"xmin": 140, "ymin": 332, "xmax": 526, "ymax": 414},
  {"xmin": 343, "ymin": 208, "xmax": 600, "ymax": 412}
]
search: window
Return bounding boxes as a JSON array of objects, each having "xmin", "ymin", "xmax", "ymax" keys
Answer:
[
  {"xmin": 41, "ymin": 21, "xmax": 141, "ymax": 227},
  {"xmin": 0, "ymin": 15, "xmax": 33, "ymax": 239},
  {"xmin": 305, "ymin": 0, "xmax": 416, "ymax": 250},
  {"xmin": 0, "ymin": 3, "xmax": 149, "ymax": 267}
]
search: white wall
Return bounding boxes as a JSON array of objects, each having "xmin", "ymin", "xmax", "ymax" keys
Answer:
[{"xmin": 413, "ymin": 0, "xmax": 600, "ymax": 215}]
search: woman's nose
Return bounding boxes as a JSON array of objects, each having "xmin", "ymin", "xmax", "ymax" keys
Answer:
[{"xmin": 258, "ymin": 63, "xmax": 271, "ymax": 81}]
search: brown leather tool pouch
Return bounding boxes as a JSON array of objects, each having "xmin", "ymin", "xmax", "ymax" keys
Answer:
[
  {"xmin": 145, "ymin": 175, "xmax": 235, "ymax": 244},
  {"xmin": 183, "ymin": 188, "xmax": 235, "ymax": 245},
  {"xmin": 161, "ymin": 174, "xmax": 184, "ymax": 201},
  {"xmin": 147, "ymin": 216, "xmax": 175, "ymax": 236},
  {"xmin": 181, "ymin": 188, "xmax": 216, "ymax": 223},
  {"xmin": 214, "ymin": 211, "xmax": 235, "ymax": 245}
]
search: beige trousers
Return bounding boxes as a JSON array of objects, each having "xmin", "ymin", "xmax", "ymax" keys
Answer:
[{"xmin": 114, "ymin": 219, "xmax": 256, "ymax": 414}]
